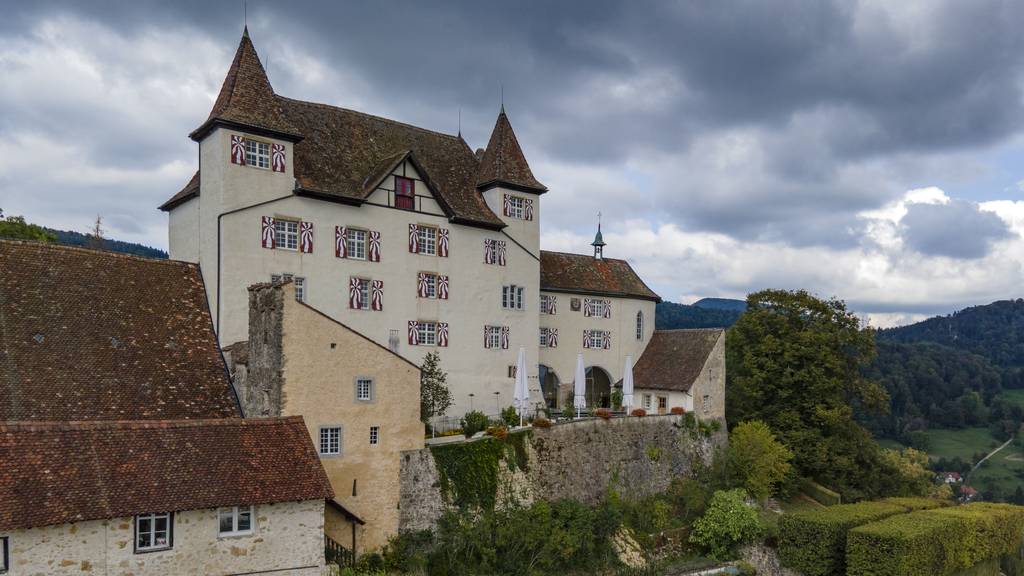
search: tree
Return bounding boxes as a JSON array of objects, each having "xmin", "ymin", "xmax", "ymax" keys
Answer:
[
  {"xmin": 726, "ymin": 289, "xmax": 891, "ymax": 498},
  {"xmin": 728, "ymin": 420, "xmax": 793, "ymax": 500},
  {"xmin": 420, "ymin": 351, "xmax": 453, "ymax": 423},
  {"xmin": 0, "ymin": 209, "xmax": 56, "ymax": 242},
  {"xmin": 689, "ymin": 488, "xmax": 762, "ymax": 560},
  {"xmin": 88, "ymin": 214, "xmax": 105, "ymax": 250}
]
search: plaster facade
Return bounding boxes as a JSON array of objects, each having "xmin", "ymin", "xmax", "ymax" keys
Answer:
[{"xmin": 2, "ymin": 500, "xmax": 324, "ymax": 576}]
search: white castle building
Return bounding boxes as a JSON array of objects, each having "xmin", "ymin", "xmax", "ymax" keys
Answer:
[{"xmin": 162, "ymin": 29, "xmax": 722, "ymax": 418}]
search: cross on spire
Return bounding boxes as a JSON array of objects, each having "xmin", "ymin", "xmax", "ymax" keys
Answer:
[{"xmin": 592, "ymin": 212, "xmax": 606, "ymax": 259}]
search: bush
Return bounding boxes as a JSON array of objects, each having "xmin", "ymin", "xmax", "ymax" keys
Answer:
[
  {"xmin": 486, "ymin": 425, "xmax": 508, "ymax": 440},
  {"xmin": 501, "ymin": 405, "xmax": 519, "ymax": 427},
  {"xmin": 878, "ymin": 497, "xmax": 950, "ymax": 511},
  {"xmin": 595, "ymin": 408, "xmax": 612, "ymax": 420},
  {"xmin": 461, "ymin": 410, "xmax": 489, "ymax": 438},
  {"xmin": 800, "ymin": 478, "xmax": 842, "ymax": 506},
  {"xmin": 846, "ymin": 511, "xmax": 963, "ymax": 576},
  {"xmin": 533, "ymin": 417, "xmax": 552, "ymax": 428},
  {"xmin": 728, "ymin": 420, "xmax": 793, "ymax": 500},
  {"xmin": 631, "ymin": 408, "xmax": 647, "ymax": 417},
  {"xmin": 919, "ymin": 503, "xmax": 1024, "ymax": 567},
  {"xmin": 689, "ymin": 488, "xmax": 762, "ymax": 560},
  {"xmin": 381, "ymin": 530, "xmax": 434, "ymax": 573},
  {"xmin": 778, "ymin": 501, "xmax": 906, "ymax": 576},
  {"xmin": 670, "ymin": 406, "xmax": 686, "ymax": 415}
]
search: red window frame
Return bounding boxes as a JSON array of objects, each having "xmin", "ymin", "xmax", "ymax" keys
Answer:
[{"xmin": 395, "ymin": 176, "xmax": 415, "ymax": 210}]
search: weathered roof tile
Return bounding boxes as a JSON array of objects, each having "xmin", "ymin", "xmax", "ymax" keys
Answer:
[
  {"xmin": 631, "ymin": 329, "xmax": 723, "ymax": 392},
  {"xmin": 540, "ymin": 250, "xmax": 660, "ymax": 301}
]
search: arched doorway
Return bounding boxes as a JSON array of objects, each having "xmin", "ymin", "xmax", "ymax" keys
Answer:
[
  {"xmin": 538, "ymin": 364, "xmax": 560, "ymax": 409},
  {"xmin": 585, "ymin": 366, "xmax": 612, "ymax": 408}
]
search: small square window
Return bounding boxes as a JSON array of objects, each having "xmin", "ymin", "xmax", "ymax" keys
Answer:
[
  {"xmin": 370, "ymin": 426, "xmax": 379, "ymax": 446},
  {"xmin": 417, "ymin": 226, "xmax": 437, "ymax": 256},
  {"xmin": 347, "ymin": 229, "xmax": 367, "ymax": 260},
  {"xmin": 245, "ymin": 140, "xmax": 270, "ymax": 169},
  {"xmin": 485, "ymin": 326, "xmax": 502, "ymax": 349},
  {"xmin": 508, "ymin": 196, "xmax": 525, "ymax": 219},
  {"xmin": 420, "ymin": 273, "xmax": 438, "ymax": 299},
  {"xmin": 271, "ymin": 274, "xmax": 305, "ymax": 302},
  {"xmin": 702, "ymin": 395, "xmax": 711, "ymax": 414},
  {"xmin": 135, "ymin": 512, "xmax": 172, "ymax": 552},
  {"xmin": 588, "ymin": 330, "xmax": 606, "ymax": 349},
  {"xmin": 319, "ymin": 427, "xmax": 341, "ymax": 456},
  {"xmin": 353, "ymin": 277, "xmax": 370, "ymax": 310},
  {"xmin": 395, "ymin": 176, "xmax": 415, "ymax": 210},
  {"xmin": 356, "ymin": 378, "xmax": 373, "ymax": 402},
  {"xmin": 417, "ymin": 321, "xmax": 438, "ymax": 346},
  {"xmin": 539, "ymin": 327, "xmax": 549, "ymax": 347},
  {"xmin": 643, "ymin": 394, "xmax": 652, "ymax": 410},
  {"xmin": 274, "ymin": 219, "xmax": 299, "ymax": 251},
  {"xmin": 502, "ymin": 285, "xmax": 525, "ymax": 310},
  {"xmin": 218, "ymin": 506, "xmax": 254, "ymax": 536}
]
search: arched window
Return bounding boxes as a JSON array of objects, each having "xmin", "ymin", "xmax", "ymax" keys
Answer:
[{"xmin": 636, "ymin": 311, "xmax": 644, "ymax": 340}]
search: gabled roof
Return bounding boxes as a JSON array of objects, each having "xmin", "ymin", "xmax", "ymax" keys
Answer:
[
  {"xmin": 158, "ymin": 170, "xmax": 199, "ymax": 211},
  {"xmin": 190, "ymin": 28, "xmax": 300, "ymax": 142},
  {"xmin": 540, "ymin": 250, "xmax": 660, "ymax": 302},
  {"xmin": 0, "ymin": 417, "xmax": 333, "ymax": 531},
  {"xmin": 0, "ymin": 240, "xmax": 240, "ymax": 421},
  {"xmin": 477, "ymin": 110, "xmax": 547, "ymax": 193},
  {"xmin": 630, "ymin": 329, "xmax": 723, "ymax": 393}
]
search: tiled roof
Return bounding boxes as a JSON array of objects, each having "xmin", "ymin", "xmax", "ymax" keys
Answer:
[
  {"xmin": 631, "ymin": 329, "xmax": 723, "ymax": 392},
  {"xmin": 0, "ymin": 240, "xmax": 240, "ymax": 421},
  {"xmin": 476, "ymin": 110, "xmax": 547, "ymax": 193},
  {"xmin": 0, "ymin": 417, "xmax": 333, "ymax": 531},
  {"xmin": 190, "ymin": 28, "xmax": 300, "ymax": 141},
  {"xmin": 539, "ymin": 251, "xmax": 660, "ymax": 301},
  {"xmin": 158, "ymin": 170, "xmax": 199, "ymax": 211}
]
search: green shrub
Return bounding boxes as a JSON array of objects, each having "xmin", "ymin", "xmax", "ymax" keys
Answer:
[
  {"xmin": 728, "ymin": 420, "xmax": 793, "ymax": 500},
  {"xmin": 920, "ymin": 503, "xmax": 1024, "ymax": 568},
  {"xmin": 879, "ymin": 497, "xmax": 951, "ymax": 511},
  {"xmin": 501, "ymin": 405, "xmax": 519, "ymax": 427},
  {"xmin": 778, "ymin": 501, "xmax": 906, "ymax": 576},
  {"xmin": 689, "ymin": 488, "xmax": 762, "ymax": 560},
  {"xmin": 381, "ymin": 529, "xmax": 434, "ymax": 573},
  {"xmin": 846, "ymin": 511, "xmax": 964, "ymax": 576},
  {"xmin": 461, "ymin": 410, "xmax": 489, "ymax": 438},
  {"xmin": 430, "ymin": 437, "xmax": 505, "ymax": 509},
  {"xmin": 800, "ymin": 478, "xmax": 842, "ymax": 506}
]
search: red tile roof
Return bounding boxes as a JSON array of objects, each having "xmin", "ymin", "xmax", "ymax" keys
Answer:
[
  {"xmin": 158, "ymin": 169, "xmax": 200, "ymax": 211},
  {"xmin": 0, "ymin": 240, "xmax": 240, "ymax": 421},
  {"xmin": 540, "ymin": 250, "xmax": 660, "ymax": 301},
  {"xmin": 476, "ymin": 110, "xmax": 547, "ymax": 193},
  {"xmin": 630, "ymin": 329, "xmax": 723, "ymax": 392},
  {"xmin": 0, "ymin": 417, "xmax": 333, "ymax": 531}
]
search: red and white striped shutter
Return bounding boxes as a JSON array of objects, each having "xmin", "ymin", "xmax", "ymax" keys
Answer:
[
  {"xmin": 603, "ymin": 331, "xmax": 611, "ymax": 350},
  {"xmin": 549, "ymin": 295, "xmax": 557, "ymax": 315},
  {"xmin": 231, "ymin": 135, "xmax": 247, "ymax": 165},
  {"xmin": 548, "ymin": 328, "xmax": 558, "ymax": 348},
  {"xmin": 503, "ymin": 194, "xmax": 512, "ymax": 217},
  {"xmin": 583, "ymin": 298, "xmax": 592, "ymax": 317},
  {"xmin": 300, "ymin": 222, "xmax": 314, "ymax": 253},
  {"xmin": 484, "ymin": 239, "xmax": 493, "ymax": 264},
  {"xmin": 438, "ymin": 275, "xmax": 449, "ymax": 300},
  {"xmin": 349, "ymin": 277, "xmax": 362, "ymax": 309},
  {"xmin": 261, "ymin": 216, "xmax": 276, "ymax": 249},
  {"xmin": 483, "ymin": 326, "xmax": 490, "ymax": 349},
  {"xmin": 525, "ymin": 198, "xmax": 534, "ymax": 221},
  {"xmin": 335, "ymin": 226, "xmax": 347, "ymax": 258},
  {"xmin": 408, "ymin": 224, "xmax": 419, "ymax": 253},
  {"xmin": 417, "ymin": 273, "xmax": 429, "ymax": 298},
  {"xmin": 369, "ymin": 231, "xmax": 381, "ymax": 262},
  {"xmin": 604, "ymin": 301, "xmax": 611, "ymax": 319},
  {"xmin": 438, "ymin": 228, "xmax": 449, "ymax": 257},
  {"xmin": 583, "ymin": 330, "xmax": 590, "ymax": 349},
  {"xmin": 438, "ymin": 322, "xmax": 449, "ymax": 347},
  {"xmin": 500, "ymin": 326, "xmax": 510, "ymax": 349},
  {"xmin": 408, "ymin": 321, "xmax": 419, "ymax": 345},
  {"xmin": 272, "ymin": 144, "xmax": 286, "ymax": 172},
  {"xmin": 497, "ymin": 241, "xmax": 507, "ymax": 266},
  {"xmin": 371, "ymin": 280, "xmax": 383, "ymax": 311}
]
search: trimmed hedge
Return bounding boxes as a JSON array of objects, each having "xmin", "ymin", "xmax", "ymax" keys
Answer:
[
  {"xmin": 880, "ymin": 497, "xmax": 952, "ymax": 511},
  {"xmin": 846, "ymin": 503, "xmax": 1024, "ymax": 576},
  {"xmin": 801, "ymin": 478, "xmax": 842, "ymax": 506},
  {"xmin": 778, "ymin": 501, "xmax": 906, "ymax": 576}
]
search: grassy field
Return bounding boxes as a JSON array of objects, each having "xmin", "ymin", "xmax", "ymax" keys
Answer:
[
  {"xmin": 926, "ymin": 427, "xmax": 1003, "ymax": 461},
  {"xmin": 1002, "ymin": 389, "xmax": 1024, "ymax": 411},
  {"xmin": 971, "ymin": 441, "xmax": 1024, "ymax": 498}
]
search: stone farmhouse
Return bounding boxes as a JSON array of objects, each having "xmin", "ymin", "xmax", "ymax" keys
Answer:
[
  {"xmin": 0, "ymin": 240, "xmax": 335, "ymax": 575},
  {"xmin": 160, "ymin": 29, "xmax": 682, "ymax": 417}
]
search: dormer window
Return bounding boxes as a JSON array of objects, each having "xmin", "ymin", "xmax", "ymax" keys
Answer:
[
  {"xmin": 395, "ymin": 176, "xmax": 415, "ymax": 210},
  {"xmin": 245, "ymin": 140, "xmax": 270, "ymax": 169}
]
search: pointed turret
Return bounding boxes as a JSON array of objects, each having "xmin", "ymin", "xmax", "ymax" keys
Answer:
[
  {"xmin": 189, "ymin": 28, "xmax": 301, "ymax": 142},
  {"xmin": 476, "ymin": 109, "xmax": 547, "ymax": 193},
  {"xmin": 592, "ymin": 220, "xmax": 606, "ymax": 260}
]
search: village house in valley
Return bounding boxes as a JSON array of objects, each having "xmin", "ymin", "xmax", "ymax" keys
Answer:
[
  {"xmin": 160, "ymin": 29, "xmax": 705, "ymax": 418},
  {"xmin": 0, "ymin": 240, "xmax": 334, "ymax": 575}
]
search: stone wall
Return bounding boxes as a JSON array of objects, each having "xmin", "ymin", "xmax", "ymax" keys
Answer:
[
  {"xmin": 230, "ymin": 283, "xmax": 285, "ymax": 417},
  {"xmin": 398, "ymin": 414, "xmax": 726, "ymax": 532}
]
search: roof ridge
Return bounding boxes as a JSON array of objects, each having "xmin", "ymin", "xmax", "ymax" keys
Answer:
[
  {"xmin": 538, "ymin": 249, "xmax": 629, "ymax": 264},
  {"xmin": 276, "ymin": 95, "xmax": 464, "ymax": 141},
  {"xmin": 653, "ymin": 328, "xmax": 725, "ymax": 333},
  {"xmin": 0, "ymin": 239, "xmax": 190, "ymax": 268},
  {"xmin": 0, "ymin": 417, "xmax": 302, "ymax": 433}
]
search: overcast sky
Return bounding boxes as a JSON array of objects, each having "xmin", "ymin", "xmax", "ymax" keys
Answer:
[{"xmin": 2, "ymin": 1, "xmax": 1024, "ymax": 326}]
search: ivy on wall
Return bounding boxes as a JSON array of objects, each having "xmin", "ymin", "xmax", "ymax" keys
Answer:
[{"xmin": 431, "ymin": 430, "xmax": 532, "ymax": 510}]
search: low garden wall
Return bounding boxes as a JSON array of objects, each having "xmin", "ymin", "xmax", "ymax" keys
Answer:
[{"xmin": 398, "ymin": 414, "xmax": 727, "ymax": 532}]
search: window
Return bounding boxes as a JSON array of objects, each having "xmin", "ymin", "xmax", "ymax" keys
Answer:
[
  {"xmin": 135, "ymin": 512, "xmax": 172, "ymax": 552},
  {"xmin": 274, "ymin": 219, "xmax": 299, "ymax": 250},
  {"xmin": 218, "ymin": 506, "xmax": 254, "ymax": 536},
  {"xmin": 420, "ymin": 273, "xmax": 438, "ymax": 298},
  {"xmin": 658, "ymin": 396, "xmax": 668, "ymax": 411},
  {"xmin": 508, "ymin": 195, "xmax": 525, "ymax": 219},
  {"xmin": 0, "ymin": 536, "xmax": 7, "ymax": 573},
  {"xmin": 588, "ymin": 330, "xmax": 606, "ymax": 349},
  {"xmin": 245, "ymin": 139, "xmax": 270, "ymax": 169},
  {"xmin": 356, "ymin": 378, "xmax": 373, "ymax": 402},
  {"xmin": 353, "ymin": 277, "xmax": 370, "ymax": 310},
  {"xmin": 485, "ymin": 326, "xmax": 502, "ymax": 349},
  {"xmin": 347, "ymin": 228, "xmax": 367, "ymax": 260},
  {"xmin": 702, "ymin": 395, "xmax": 711, "ymax": 415},
  {"xmin": 369, "ymin": 426, "xmax": 380, "ymax": 446},
  {"xmin": 590, "ymin": 299, "xmax": 609, "ymax": 318},
  {"xmin": 539, "ymin": 327, "xmax": 550, "ymax": 347},
  {"xmin": 540, "ymin": 295, "xmax": 555, "ymax": 314},
  {"xmin": 636, "ymin": 311, "xmax": 644, "ymax": 340},
  {"xmin": 485, "ymin": 239, "xmax": 499, "ymax": 264},
  {"xmin": 271, "ymin": 274, "xmax": 305, "ymax": 302},
  {"xmin": 319, "ymin": 426, "xmax": 341, "ymax": 456},
  {"xmin": 395, "ymin": 176, "xmax": 415, "ymax": 210},
  {"xmin": 643, "ymin": 394, "xmax": 652, "ymax": 410},
  {"xmin": 417, "ymin": 321, "xmax": 438, "ymax": 346},
  {"xmin": 417, "ymin": 226, "xmax": 437, "ymax": 256},
  {"xmin": 502, "ymin": 285, "xmax": 525, "ymax": 310}
]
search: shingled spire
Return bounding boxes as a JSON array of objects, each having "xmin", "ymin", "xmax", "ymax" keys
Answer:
[
  {"xmin": 476, "ymin": 109, "xmax": 547, "ymax": 193},
  {"xmin": 189, "ymin": 27, "xmax": 301, "ymax": 142}
]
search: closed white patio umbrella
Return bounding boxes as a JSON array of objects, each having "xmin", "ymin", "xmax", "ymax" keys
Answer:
[
  {"xmin": 513, "ymin": 346, "xmax": 528, "ymax": 426},
  {"xmin": 622, "ymin": 354, "xmax": 634, "ymax": 412},
  {"xmin": 574, "ymin": 353, "xmax": 587, "ymax": 418}
]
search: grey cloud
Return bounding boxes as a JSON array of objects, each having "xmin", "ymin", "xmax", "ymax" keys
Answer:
[{"xmin": 900, "ymin": 200, "xmax": 1011, "ymax": 259}]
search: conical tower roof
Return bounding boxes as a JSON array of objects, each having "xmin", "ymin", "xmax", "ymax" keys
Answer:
[
  {"xmin": 476, "ymin": 109, "xmax": 546, "ymax": 193},
  {"xmin": 190, "ymin": 28, "xmax": 301, "ymax": 141}
]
